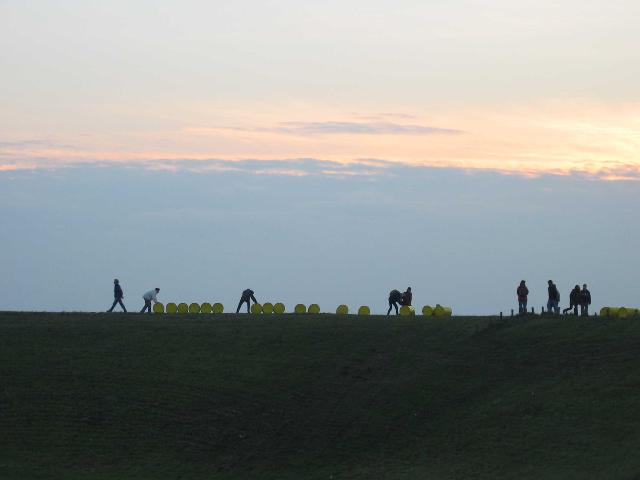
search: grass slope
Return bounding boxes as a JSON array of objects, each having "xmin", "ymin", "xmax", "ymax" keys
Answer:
[{"xmin": 1, "ymin": 312, "xmax": 640, "ymax": 479}]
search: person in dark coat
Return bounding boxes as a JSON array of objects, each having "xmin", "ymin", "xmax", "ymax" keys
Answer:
[
  {"xmin": 580, "ymin": 284, "xmax": 592, "ymax": 316},
  {"xmin": 387, "ymin": 289, "xmax": 403, "ymax": 315},
  {"xmin": 517, "ymin": 280, "xmax": 529, "ymax": 315},
  {"xmin": 236, "ymin": 289, "xmax": 257, "ymax": 313},
  {"xmin": 563, "ymin": 285, "xmax": 580, "ymax": 315},
  {"xmin": 400, "ymin": 287, "xmax": 412, "ymax": 306},
  {"xmin": 107, "ymin": 279, "xmax": 127, "ymax": 313},
  {"xmin": 547, "ymin": 280, "xmax": 560, "ymax": 315}
]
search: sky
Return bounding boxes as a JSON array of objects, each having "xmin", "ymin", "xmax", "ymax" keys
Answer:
[{"xmin": 0, "ymin": 1, "xmax": 638, "ymax": 313}]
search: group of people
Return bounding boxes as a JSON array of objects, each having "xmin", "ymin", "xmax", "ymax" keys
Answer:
[
  {"xmin": 387, "ymin": 287, "xmax": 412, "ymax": 315},
  {"xmin": 106, "ymin": 279, "xmax": 260, "ymax": 314},
  {"xmin": 517, "ymin": 280, "xmax": 591, "ymax": 316},
  {"xmin": 106, "ymin": 280, "xmax": 160, "ymax": 313},
  {"xmin": 106, "ymin": 278, "xmax": 593, "ymax": 316}
]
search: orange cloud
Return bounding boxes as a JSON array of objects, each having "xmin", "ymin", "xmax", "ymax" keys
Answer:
[{"xmin": 1, "ymin": 99, "xmax": 638, "ymax": 180}]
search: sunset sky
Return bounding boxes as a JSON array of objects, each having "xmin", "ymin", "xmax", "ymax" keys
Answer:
[{"xmin": 1, "ymin": 1, "xmax": 638, "ymax": 313}]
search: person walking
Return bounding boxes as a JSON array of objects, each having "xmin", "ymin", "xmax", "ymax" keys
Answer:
[
  {"xmin": 107, "ymin": 279, "xmax": 127, "ymax": 313},
  {"xmin": 400, "ymin": 287, "xmax": 413, "ymax": 306},
  {"xmin": 517, "ymin": 280, "xmax": 529, "ymax": 315},
  {"xmin": 562, "ymin": 285, "xmax": 580, "ymax": 315},
  {"xmin": 387, "ymin": 289, "xmax": 403, "ymax": 315},
  {"xmin": 580, "ymin": 284, "xmax": 592, "ymax": 316},
  {"xmin": 236, "ymin": 288, "xmax": 257, "ymax": 313},
  {"xmin": 547, "ymin": 280, "xmax": 560, "ymax": 315},
  {"xmin": 140, "ymin": 288, "xmax": 160, "ymax": 313}
]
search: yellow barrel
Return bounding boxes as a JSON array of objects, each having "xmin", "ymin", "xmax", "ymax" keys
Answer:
[
  {"xmin": 251, "ymin": 303, "xmax": 263, "ymax": 314},
  {"xmin": 294, "ymin": 304, "xmax": 307, "ymax": 314},
  {"xmin": 262, "ymin": 302, "xmax": 274, "ymax": 314},
  {"xmin": 189, "ymin": 303, "xmax": 201, "ymax": 314},
  {"xmin": 608, "ymin": 307, "xmax": 620, "ymax": 317},
  {"xmin": 400, "ymin": 305, "xmax": 415, "ymax": 316},
  {"xmin": 274, "ymin": 302, "xmax": 286, "ymax": 314},
  {"xmin": 358, "ymin": 306, "xmax": 370, "ymax": 316},
  {"xmin": 166, "ymin": 303, "xmax": 178, "ymax": 314},
  {"xmin": 600, "ymin": 307, "xmax": 610, "ymax": 317},
  {"xmin": 212, "ymin": 303, "xmax": 224, "ymax": 314},
  {"xmin": 153, "ymin": 302, "xmax": 164, "ymax": 314},
  {"xmin": 422, "ymin": 305, "xmax": 434, "ymax": 316},
  {"xmin": 619, "ymin": 307, "xmax": 639, "ymax": 318},
  {"xmin": 177, "ymin": 303, "xmax": 189, "ymax": 314},
  {"xmin": 200, "ymin": 302, "xmax": 212, "ymax": 314},
  {"xmin": 434, "ymin": 304, "xmax": 453, "ymax": 317},
  {"xmin": 336, "ymin": 304, "xmax": 349, "ymax": 315},
  {"xmin": 308, "ymin": 304, "xmax": 321, "ymax": 314}
]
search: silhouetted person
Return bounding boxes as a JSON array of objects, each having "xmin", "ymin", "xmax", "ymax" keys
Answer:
[
  {"xmin": 547, "ymin": 280, "xmax": 560, "ymax": 315},
  {"xmin": 236, "ymin": 289, "xmax": 257, "ymax": 313},
  {"xmin": 107, "ymin": 279, "xmax": 127, "ymax": 313},
  {"xmin": 400, "ymin": 287, "xmax": 413, "ymax": 306},
  {"xmin": 517, "ymin": 280, "xmax": 528, "ymax": 314},
  {"xmin": 140, "ymin": 288, "xmax": 160, "ymax": 313},
  {"xmin": 563, "ymin": 285, "xmax": 580, "ymax": 315},
  {"xmin": 580, "ymin": 284, "xmax": 591, "ymax": 316},
  {"xmin": 387, "ymin": 289, "xmax": 402, "ymax": 315}
]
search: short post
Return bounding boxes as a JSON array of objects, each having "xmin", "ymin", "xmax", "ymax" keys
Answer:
[
  {"xmin": 500, "ymin": 311, "xmax": 503, "ymax": 320},
  {"xmin": 531, "ymin": 307, "xmax": 534, "ymax": 314},
  {"xmin": 542, "ymin": 306, "xmax": 545, "ymax": 314}
]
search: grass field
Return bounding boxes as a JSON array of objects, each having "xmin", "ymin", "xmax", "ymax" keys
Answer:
[{"xmin": 1, "ymin": 312, "xmax": 640, "ymax": 479}]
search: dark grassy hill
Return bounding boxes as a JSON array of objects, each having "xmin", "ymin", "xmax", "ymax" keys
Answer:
[{"xmin": 1, "ymin": 312, "xmax": 640, "ymax": 479}]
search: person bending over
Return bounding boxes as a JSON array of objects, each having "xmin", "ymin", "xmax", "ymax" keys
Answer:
[
  {"xmin": 562, "ymin": 285, "xmax": 580, "ymax": 315},
  {"xmin": 140, "ymin": 288, "xmax": 160, "ymax": 313},
  {"xmin": 387, "ymin": 289, "xmax": 402, "ymax": 315},
  {"xmin": 236, "ymin": 288, "xmax": 257, "ymax": 313}
]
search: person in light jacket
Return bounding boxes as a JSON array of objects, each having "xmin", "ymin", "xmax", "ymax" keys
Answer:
[
  {"xmin": 140, "ymin": 288, "xmax": 160, "ymax": 313},
  {"xmin": 107, "ymin": 279, "xmax": 127, "ymax": 313}
]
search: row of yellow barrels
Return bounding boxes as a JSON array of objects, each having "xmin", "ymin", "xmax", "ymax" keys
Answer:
[
  {"xmin": 153, "ymin": 302, "xmax": 452, "ymax": 316},
  {"xmin": 600, "ymin": 307, "xmax": 640, "ymax": 318}
]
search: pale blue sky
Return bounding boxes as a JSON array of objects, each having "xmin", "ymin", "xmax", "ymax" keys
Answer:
[{"xmin": 1, "ymin": 162, "xmax": 637, "ymax": 314}]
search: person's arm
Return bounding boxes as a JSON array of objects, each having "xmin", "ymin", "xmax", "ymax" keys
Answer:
[{"xmin": 251, "ymin": 294, "xmax": 257, "ymax": 303}]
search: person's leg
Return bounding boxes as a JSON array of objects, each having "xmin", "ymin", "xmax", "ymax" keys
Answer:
[
  {"xmin": 387, "ymin": 299, "xmax": 393, "ymax": 315},
  {"xmin": 554, "ymin": 301, "xmax": 560, "ymax": 315},
  {"xmin": 394, "ymin": 302, "xmax": 399, "ymax": 315},
  {"xmin": 246, "ymin": 300, "xmax": 250, "ymax": 313},
  {"xmin": 236, "ymin": 299, "xmax": 243, "ymax": 313},
  {"xmin": 573, "ymin": 304, "xmax": 578, "ymax": 315},
  {"xmin": 140, "ymin": 299, "xmax": 151, "ymax": 313},
  {"xmin": 118, "ymin": 299, "xmax": 127, "ymax": 313},
  {"xmin": 107, "ymin": 298, "xmax": 118, "ymax": 312}
]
